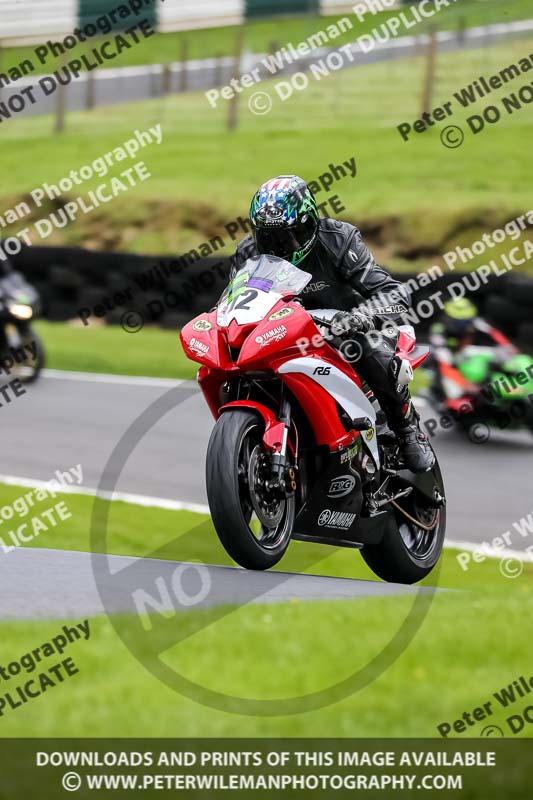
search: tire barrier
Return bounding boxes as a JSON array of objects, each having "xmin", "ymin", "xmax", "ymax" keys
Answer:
[{"xmin": 9, "ymin": 245, "xmax": 533, "ymax": 347}]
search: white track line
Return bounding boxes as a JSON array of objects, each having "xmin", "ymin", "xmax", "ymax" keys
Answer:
[
  {"xmin": 444, "ymin": 540, "xmax": 531, "ymax": 562},
  {"xmin": 42, "ymin": 369, "xmax": 197, "ymax": 388},
  {"xmin": 0, "ymin": 475, "xmax": 210, "ymax": 516},
  {"xmin": 0, "ymin": 474, "xmax": 530, "ymax": 562}
]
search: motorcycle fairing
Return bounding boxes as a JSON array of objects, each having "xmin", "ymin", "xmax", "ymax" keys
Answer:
[
  {"xmin": 181, "ymin": 309, "xmax": 226, "ymax": 369},
  {"xmin": 237, "ymin": 301, "xmax": 315, "ymax": 367},
  {"xmin": 292, "ymin": 454, "xmax": 365, "ymax": 544},
  {"xmin": 277, "ymin": 356, "xmax": 380, "ymax": 468}
]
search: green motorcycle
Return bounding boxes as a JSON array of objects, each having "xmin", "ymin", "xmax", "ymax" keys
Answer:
[{"xmin": 429, "ymin": 346, "xmax": 533, "ymax": 437}]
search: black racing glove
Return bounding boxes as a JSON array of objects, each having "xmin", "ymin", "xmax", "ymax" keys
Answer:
[{"xmin": 331, "ymin": 310, "xmax": 375, "ymax": 337}]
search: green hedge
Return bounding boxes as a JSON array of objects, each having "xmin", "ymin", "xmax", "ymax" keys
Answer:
[
  {"xmin": 245, "ymin": 0, "xmax": 319, "ymax": 19},
  {"xmin": 78, "ymin": 0, "xmax": 157, "ymax": 31}
]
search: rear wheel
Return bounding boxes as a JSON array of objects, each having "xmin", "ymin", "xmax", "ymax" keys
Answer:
[
  {"xmin": 206, "ymin": 410, "xmax": 295, "ymax": 570},
  {"xmin": 361, "ymin": 462, "xmax": 446, "ymax": 584}
]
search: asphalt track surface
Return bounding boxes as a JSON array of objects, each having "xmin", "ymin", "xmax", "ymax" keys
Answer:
[
  {"xmin": 0, "ymin": 371, "xmax": 531, "ymax": 618},
  {"xmin": 0, "ymin": 547, "xmax": 434, "ymax": 620},
  {"xmin": 1, "ymin": 371, "xmax": 532, "ymax": 546}
]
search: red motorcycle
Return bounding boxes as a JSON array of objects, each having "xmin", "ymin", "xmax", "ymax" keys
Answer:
[{"xmin": 180, "ymin": 255, "xmax": 446, "ymax": 584}]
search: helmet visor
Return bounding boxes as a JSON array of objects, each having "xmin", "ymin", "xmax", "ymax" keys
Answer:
[{"xmin": 253, "ymin": 218, "xmax": 316, "ymax": 261}]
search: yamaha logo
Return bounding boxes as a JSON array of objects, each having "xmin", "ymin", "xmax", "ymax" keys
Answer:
[
  {"xmin": 318, "ymin": 509, "xmax": 356, "ymax": 530},
  {"xmin": 318, "ymin": 510, "xmax": 331, "ymax": 526},
  {"xmin": 190, "ymin": 337, "xmax": 209, "ymax": 354},
  {"xmin": 255, "ymin": 325, "xmax": 287, "ymax": 347}
]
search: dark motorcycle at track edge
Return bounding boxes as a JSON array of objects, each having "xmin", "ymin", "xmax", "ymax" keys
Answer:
[{"xmin": 0, "ymin": 272, "xmax": 45, "ymax": 383}]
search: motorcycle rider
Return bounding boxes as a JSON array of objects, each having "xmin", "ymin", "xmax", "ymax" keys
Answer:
[
  {"xmin": 430, "ymin": 297, "xmax": 513, "ymax": 354},
  {"xmin": 428, "ymin": 297, "xmax": 516, "ymax": 399},
  {"xmin": 229, "ymin": 175, "xmax": 435, "ymax": 473}
]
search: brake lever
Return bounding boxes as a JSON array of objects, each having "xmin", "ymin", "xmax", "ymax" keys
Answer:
[{"xmin": 310, "ymin": 315, "xmax": 332, "ymax": 328}]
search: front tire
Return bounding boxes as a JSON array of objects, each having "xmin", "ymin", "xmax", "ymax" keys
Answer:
[
  {"xmin": 5, "ymin": 325, "xmax": 45, "ymax": 383},
  {"xmin": 206, "ymin": 410, "xmax": 295, "ymax": 570}
]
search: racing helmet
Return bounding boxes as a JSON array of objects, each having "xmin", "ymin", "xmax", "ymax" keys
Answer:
[
  {"xmin": 442, "ymin": 297, "xmax": 477, "ymax": 338},
  {"xmin": 250, "ymin": 176, "xmax": 319, "ymax": 266}
]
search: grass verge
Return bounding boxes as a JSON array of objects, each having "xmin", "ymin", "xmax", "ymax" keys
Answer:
[
  {"xmin": 0, "ymin": 482, "xmax": 531, "ymax": 737},
  {"xmin": 34, "ymin": 320, "xmax": 197, "ymax": 379}
]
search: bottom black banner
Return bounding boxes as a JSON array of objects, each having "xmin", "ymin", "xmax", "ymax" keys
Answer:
[{"xmin": 0, "ymin": 739, "xmax": 530, "ymax": 798}]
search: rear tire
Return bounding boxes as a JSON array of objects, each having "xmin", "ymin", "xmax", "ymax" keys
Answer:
[
  {"xmin": 206, "ymin": 410, "xmax": 295, "ymax": 570},
  {"xmin": 361, "ymin": 460, "xmax": 446, "ymax": 584}
]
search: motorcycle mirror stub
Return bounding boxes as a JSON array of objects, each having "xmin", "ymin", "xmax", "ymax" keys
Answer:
[{"xmin": 351, "ymin": 416, "xmax": 373, "ymax": 431}]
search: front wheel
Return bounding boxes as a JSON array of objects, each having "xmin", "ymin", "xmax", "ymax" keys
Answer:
[
  {"xmin": 4, "ymin": 325, "xmax": 45, "ymax": 383},
  {"xmin": 360, "ymin": 461, "xmax": 446, "ymax": 584},
  {"xmin": 206, "ymin": 410, "xmax": 295, "ymax": 570}
]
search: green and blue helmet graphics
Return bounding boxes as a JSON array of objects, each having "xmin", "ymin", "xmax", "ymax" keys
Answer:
[{"xmin": 250, "ymin": 175, "xmax": 319, "ymax": 265}]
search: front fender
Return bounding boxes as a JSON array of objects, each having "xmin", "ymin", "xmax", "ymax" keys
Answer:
[{"xmin": 218, "ymin": 401, "xmax": 285, "ymax": 453}]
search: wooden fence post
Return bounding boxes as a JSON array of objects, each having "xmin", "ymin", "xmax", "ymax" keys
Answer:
[
  {"xmin": 227, "ymin": 29, "xmax": 245, "ymax": 132},
  {"xmin": 179, "ymin": 38, "xmax": 188, "ymax": 93},
  {"xmin": 162, "ymin": 62, "xmax": 172, "ymax": 95},
  {"xmin": 421, "ymin": 28, "xmax": 437, "ymax": 116},
  {"xmin": 86, "ymin": 70, "xmax": 96, "ymax": 110},
  {"xmin": 214, "ymin": 52, "xmax": 223, "ymax": 87},
  {"xmin": 55, "ymin": 53, "xmax": 66, "ymax": 134}
]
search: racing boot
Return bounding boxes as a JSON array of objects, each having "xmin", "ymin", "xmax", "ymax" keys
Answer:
[
  {"xmin": 392, "ymin": 397, "xmax": 435, "ymax": 473},
  {"xmin": 351, "ymin": 335, "xmax": 435, "ymax": 472}
]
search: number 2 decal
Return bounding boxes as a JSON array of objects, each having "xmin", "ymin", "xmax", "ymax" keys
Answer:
[{"xmin": 229, "ymin": 289, "xmax": 259, "ymax": 311}]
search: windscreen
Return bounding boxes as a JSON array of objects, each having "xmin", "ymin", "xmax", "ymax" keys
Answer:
[{"xmin": 217, "ymin": 255, "xmax": 311, "ymax": 327}]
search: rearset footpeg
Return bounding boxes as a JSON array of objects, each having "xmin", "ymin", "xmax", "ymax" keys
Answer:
[{"xmin": 368, "ymin": 485, "xmax": 413, "ymax": 512}]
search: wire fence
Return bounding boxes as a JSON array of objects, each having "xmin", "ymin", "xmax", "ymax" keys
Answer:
[{"xmin": 0, "ymin": 12, "xmax": 532, "ymax": 133}]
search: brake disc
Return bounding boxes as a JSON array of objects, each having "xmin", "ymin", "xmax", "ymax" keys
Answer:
[{"xmin": 247, "ymin": 444, "xmax": 284, "ymax": 528}]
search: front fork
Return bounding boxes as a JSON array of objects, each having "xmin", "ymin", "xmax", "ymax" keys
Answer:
[
  {"xmin": 4, "ymin": 320, "xmax": 29, "ymax": 348},
  {"xmin": 218, "ymin": 388, "xmax": 297, "ymax": 497},
  {"xmin": 268, "ymin": 391, "xmax": 297, "ymax": 496}
]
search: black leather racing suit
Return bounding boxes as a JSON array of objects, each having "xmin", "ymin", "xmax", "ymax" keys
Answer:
[{"xmin": 230, "ymin": 218, "xmax": 415, "ymax": 432}]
